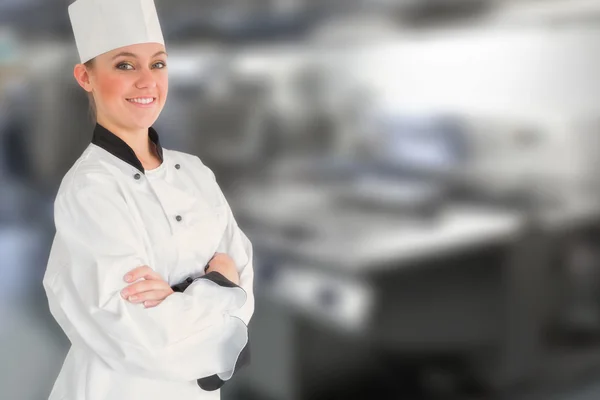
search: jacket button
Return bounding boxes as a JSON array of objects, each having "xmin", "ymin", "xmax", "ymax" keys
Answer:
[
  {"xmin": 186, "ymin": 277, "xmax": 193, "ymax": 283},
  {"xmin": 175, "ymin": 215, "xmax": 182, "ymax": 222},
  {"xmin": 175, "ymin": 164, "xmax": 181, "ymax": 169},
  {"xmin": 134, "ymin": 173, "xmax": 141, "ymax": 180}
]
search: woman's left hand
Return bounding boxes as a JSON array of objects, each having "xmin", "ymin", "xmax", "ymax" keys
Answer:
[{"xmin": 121, "ymin": 265, "xmax": 174, "ymax": 308}]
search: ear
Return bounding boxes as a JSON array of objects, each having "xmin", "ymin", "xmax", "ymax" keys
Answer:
[{"xmin": 73, "ymin": 63, "xmax": 93, "ymax": 92}]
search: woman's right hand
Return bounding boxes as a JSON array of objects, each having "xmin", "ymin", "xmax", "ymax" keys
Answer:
[{"xmin": 205, "ymin": 253, "xmax": 240, "ymax": 285}]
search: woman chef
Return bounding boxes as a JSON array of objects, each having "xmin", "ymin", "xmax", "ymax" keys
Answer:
[{"xmin": 42, "ymin": 0, "xmax": 254, "ymax": 399}]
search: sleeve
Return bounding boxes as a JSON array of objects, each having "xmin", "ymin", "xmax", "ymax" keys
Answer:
[
  {"xmin": 185, "ymin": 163, "xmax": 256, "ymax": 390},
  {"xmin": 187, "ymin": 156, "xmax": 255, "ymax": 326},
  {"xmin": 212, "ymin": 188, "xmax": 255, "ymax": 326},
  {"xmin": 43, "ymin": 176, "xmax": 249, "ymax": 383}
]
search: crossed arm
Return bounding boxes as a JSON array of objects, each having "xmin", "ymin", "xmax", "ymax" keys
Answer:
[
  {"xmin": 121, "ymin": 253, "xmax": 240, "ymax": 309},
  {"xmin": 121, "ymin": 251, "xmax": 249, "ymax": 390}
]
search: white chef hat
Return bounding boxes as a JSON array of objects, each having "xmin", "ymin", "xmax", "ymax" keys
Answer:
[{"xmin": 68, "ymin": 0, "xmax": 165, "ymax": 64}]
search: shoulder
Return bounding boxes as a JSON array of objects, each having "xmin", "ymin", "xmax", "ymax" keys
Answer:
[{"xmin": 56, "ymin": 146, "xmax": 121, "ymax": 202}]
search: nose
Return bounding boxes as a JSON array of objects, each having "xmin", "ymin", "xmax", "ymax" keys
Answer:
[{"xmin": 135, "ymin": 67, "xmax": 157, "ymax": 90}]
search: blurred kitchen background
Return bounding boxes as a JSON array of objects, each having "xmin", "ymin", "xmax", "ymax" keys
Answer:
[{"xmin": 6, "ymin": 0, "xmax": 600, "ymax": 399}]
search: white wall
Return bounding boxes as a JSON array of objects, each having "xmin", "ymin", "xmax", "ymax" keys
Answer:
[
  {"xmin": 336, "ymin": 25, "xmax": 600, "ymax": 190},
  {"xmin": 351, "ymin": 25, "xmax": 600, "ymax": 119}
]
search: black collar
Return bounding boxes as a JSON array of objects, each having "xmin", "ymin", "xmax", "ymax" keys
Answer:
[{"xmin": 91, "ymin": 123, "xmax": 164, "ymax": 174}]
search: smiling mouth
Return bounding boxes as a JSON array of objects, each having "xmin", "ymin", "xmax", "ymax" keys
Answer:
[{"xmin": 126, "ymin": 97, "xmax": 156, "ymax": 105}]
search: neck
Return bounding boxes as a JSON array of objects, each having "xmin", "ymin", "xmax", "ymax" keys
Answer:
[{"xmin": 96, "ymin": 115, "xmax": 153, "ymax": 159}]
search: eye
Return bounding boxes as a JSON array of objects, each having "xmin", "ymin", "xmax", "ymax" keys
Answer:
[
  {"xmin": 152, "ymin": 61, "xmax": 167, "ymax": 69},
  {"xmin": 116, "ymin": 62, "xmax": 134, "ymax": 71},
  {"xmin": 117, "ymin": 63, "xmax": 133, "ymax": 70}
]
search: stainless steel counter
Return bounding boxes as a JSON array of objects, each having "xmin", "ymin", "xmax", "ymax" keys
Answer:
[{"xmin": 235, "ymin": 182, "xmax": 525, "ymax": 272}]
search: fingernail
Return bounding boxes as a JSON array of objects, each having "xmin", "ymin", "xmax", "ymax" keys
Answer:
[
  {"xmin": 120, "ymin": 290, "xmax": 127, "ymax": 298},
  {"xmin": 129, "ymin": 295, "xmax": 137, "ymax": 301},
  {"xmin": 124, "ymin": 275, "xmax": 132, "ymax": 282}
]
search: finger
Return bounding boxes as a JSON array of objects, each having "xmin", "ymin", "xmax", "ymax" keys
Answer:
[
  {"xmin": 121, "ymin": 280, "xmax": 169, "ymax": 298},
  {"xmin": 126, "ymin": 289, "xmax": 172, "ymax": 303},
  {"xmin": 123, "ymin": 265, "xmax": 151, "ymax": 282},
  {"xmin": 143, "ymin": 300, "xmax": 162, "ymax": 308},
  {"xmin": 124, "ymin": 265, "xmax": 160, "ymax": 283}
]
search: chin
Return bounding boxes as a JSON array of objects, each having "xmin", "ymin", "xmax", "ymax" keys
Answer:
[
  {"xmin": 127, "ymin": 113, "xmax": 160, "ymax": 130},
  {"xmin": 132, "ymin": 119, "xmax": 158, "ymax": 130}
]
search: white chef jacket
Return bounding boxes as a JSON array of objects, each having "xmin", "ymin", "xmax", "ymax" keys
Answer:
[{"xmin": 42, "ymin": 123, "xmax": 254, "ymax": 400}]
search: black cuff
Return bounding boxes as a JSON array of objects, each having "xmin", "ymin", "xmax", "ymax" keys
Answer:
[
  {"xmin": 170, "ymin": 276, "xmax": 194, "ymax": 293},
  {"xmin": 170, "ymin": 271, "xmax": 239, "ymax": 293},
  {"xmin": 197, "ymin": 342, "xmax": 251, "ymax": 391},
  {"xmin": 197, "ymin": 271, "xmax": 240, "ymax": 288}
]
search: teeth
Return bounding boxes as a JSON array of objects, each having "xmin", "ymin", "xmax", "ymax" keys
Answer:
[{"xmin": 127, "ymin": 97, "xmax": 155, "ymax": 104}]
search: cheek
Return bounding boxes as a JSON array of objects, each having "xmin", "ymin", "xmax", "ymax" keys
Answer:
[
  {"xmin": 95, "ymin": 74, "xmax": 130, "ymax": 104},
  {"xmin": 158, "ymin": 76, "xmax": 168, "ymax": 99}
]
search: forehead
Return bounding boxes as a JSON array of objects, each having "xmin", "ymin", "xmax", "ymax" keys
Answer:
[{"xmin": 99, "ymin": 42, "xmax": 167, "ymax": 61}]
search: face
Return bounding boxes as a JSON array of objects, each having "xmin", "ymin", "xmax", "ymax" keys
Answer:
[{"xmin": 74, "ymin": 42, "xmax": 168, "ymax": 131}]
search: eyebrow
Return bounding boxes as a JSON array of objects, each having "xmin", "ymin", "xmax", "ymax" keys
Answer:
[{"xmin": 112, "ymin": 51, "xmax": 168, "ymax": 60}]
